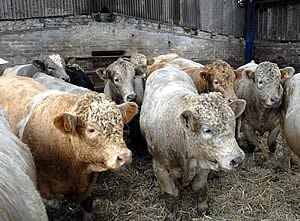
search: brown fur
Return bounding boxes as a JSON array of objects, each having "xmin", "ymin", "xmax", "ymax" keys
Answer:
[
  {"xmin": 184, "ymin": 61, "xmax": 242, "ymax": 98},
  {"xmin": 0, "ymin": 75, "xmax": 137, "ymax": 202}
]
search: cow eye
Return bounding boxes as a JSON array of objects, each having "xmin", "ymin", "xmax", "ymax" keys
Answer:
[
  {"xmin": 88, "ymin": 128, "xmax": 95, "ymax": 133},
  {"xmin": 258, "ymin": 80, "xmax": 263, "ymax": 85},
  {"xmin": 214, "ymin": 80, "xmax": 219, "ymax": 85},
  {"xmin": 133, "ymin": 76, "xmax": 136, "ymax": 80},
  {"xmin": 48, "ymin": 67, "xmax": 56, "ymax": 70},
  {"xmin": 202, "ymin": 127, "xmax": 213, "ymax": 134},
  {"xmin": 114, "ymin": 78, "xmax": 120, "ymax": 83}
]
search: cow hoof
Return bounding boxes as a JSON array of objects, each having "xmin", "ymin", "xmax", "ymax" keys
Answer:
[{"xmin": 197, "ymin": 201, "xmax": 209, "ymax": 215}]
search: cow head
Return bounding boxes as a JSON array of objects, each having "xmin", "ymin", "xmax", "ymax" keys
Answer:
[
  {"xmin": 243, "ymin": 62, "xmax": 295, "ymax": 108},
  {"xmin": 130, "ymin": 53, "xmax": 147, "ymax": 66},
  {"xmin": 198, "ymin": 60, "xmax": 242, "ymax": 100},
  {"xmin": 53, "ymin": 92, "xmax": 138, "ymax": 172},
  {"xmin": 96, "ymin": 58, "xmax": 147, "ymax": 104},
  {"xmin": 180, "ymin": 92, "xmax": 245, "ymax": 170},
  {"xmin": 32, "ymin": 54, "xmax": 70, "ymax": 82}
]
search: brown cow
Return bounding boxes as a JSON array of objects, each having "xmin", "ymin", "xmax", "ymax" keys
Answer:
[
  {"xmin": 0, "ymin": 75, "xmax": 138, "ymax": 218},
  {"xmin": 184, "ymin": 60, "xmax": 243, "ymax": 99}
]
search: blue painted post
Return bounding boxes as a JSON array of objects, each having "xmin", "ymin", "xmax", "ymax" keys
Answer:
[{"xmin": 245, "ymin": 0, "xmax": 256, "ymax": 63}]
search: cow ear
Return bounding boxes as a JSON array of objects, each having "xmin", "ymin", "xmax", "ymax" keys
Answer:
[
  {"xmin": 117, "ymin": 102, "xmax": 139, "ymax": 124},
  {"xmin": 95, "ymin": 68, "xmax": 109, "ymax": 80},
  {"xmin": 228, "ymin": 99, "xmax": 246, "ymax": 119},
  {"xmin": 32, "ymin": 60, "xmax": 46, "ymax": 71},
  {"xmin": 280, "ymin": 67, "xmax": 295, "ymax": 79},
  {"xmin": 244, "ymin": 70, "xmax": 254, "ymax": 81},
  {"xmin": 180, "ymin": 110, "xmax": 197, "ymax": 132},
  {"xmin": 53, "ymin": 112, "xmax": 77, "ymax": 134},
  {"xmin": 135, "ymin": 65, "xmax": 147, "ymax": 76},
  {"xmin": 199, "ymin": 71, "xmax": 210, "ymax": 82},
  {"xmin": 234, "ymin": 69, "xmax": 243, "ymax": 80},
  {"xmin": 147, "ymin": 58, "xmax": 155, "ymax": 66}
]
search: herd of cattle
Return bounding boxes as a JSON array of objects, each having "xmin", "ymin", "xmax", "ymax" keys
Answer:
[{"xmin": 0, "ymin": 52, "xmax": 299, "ymax": 220}]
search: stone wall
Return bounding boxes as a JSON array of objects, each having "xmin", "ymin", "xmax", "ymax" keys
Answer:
[{"xmin": 0, "ymin": 14, "xmax": 245, "ymax": 69}]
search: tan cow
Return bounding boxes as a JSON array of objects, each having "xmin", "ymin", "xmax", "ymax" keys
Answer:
[
  {"xmin": 0, "ymin": 75, "xmax": 138, "ymax": 215},
  {"xmin": 184, "ymin": 60, "xmax": 242, "ymax": 100}
]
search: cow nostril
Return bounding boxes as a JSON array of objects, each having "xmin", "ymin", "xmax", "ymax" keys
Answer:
[
  {"xmin": 117, "ymin": 156, "xmax": 123, "ymax": 162},
  {"xmin": 271, "ymin": 97, "xmax": 279, "ymax": 104},
  {"xmin": 61, "ymin": 76, "xmax": 70, "ymax": 82},
  {"xmin": 126, "ymin": 94, "xmax": 137, "ymax": 102},
  {"xmin": 230, "ymin": 157, "xmax": 242, "ymax": 168}
]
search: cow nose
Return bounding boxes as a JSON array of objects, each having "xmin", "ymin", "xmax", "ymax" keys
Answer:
[
  {"xmin": 116, "ymin": 151, "xmax": 132, "ymax": 167},
  {"xmin": 270, "ymin": 96, "xmax": 280, "ymax": 104},
  {"xmin": 126, "ymin": 94, "xmax": 137, "ymax": 102},
  {"xmin": 230, "ymin": 156, "xmax": 243, "ymax": 168},
  {"xmin": 61, "ymin": 76, "xmax": 70, "ymax": 82}
]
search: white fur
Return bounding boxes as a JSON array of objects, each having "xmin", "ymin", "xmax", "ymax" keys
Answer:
[{"xmin": 49, "ymin": 54, "xmax": 64, "ymax": 68}]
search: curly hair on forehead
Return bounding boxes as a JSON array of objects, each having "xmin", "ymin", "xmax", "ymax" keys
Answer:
[{"xmin": 72, "ymin": 92, "xmax": 123, "ymax": 136}]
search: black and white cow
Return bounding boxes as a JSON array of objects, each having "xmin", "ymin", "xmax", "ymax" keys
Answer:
[{"xmin": 3, "ymin": 54, "xmax": 70, "ymax": 81}]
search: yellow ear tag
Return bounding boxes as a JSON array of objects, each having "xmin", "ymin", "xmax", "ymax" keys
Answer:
[
  {"xmin": 282, "ymin": 71, "xmax": 289, "ymax": 78},
  {"xmin": 64, "ymin": 122, "xmax": 71, "ymax": 132}
]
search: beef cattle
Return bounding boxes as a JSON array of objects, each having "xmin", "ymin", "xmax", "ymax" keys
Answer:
[
  {"xmin": 140, "ymin": 66, "xmax": 245, "ymax": 213},
  {"xmin": 96, "ymin": 57, "xmax": 147, "ymax": 106},
  {"xmin": 0, "ymin": 75, "xmax": 138, "ymax": 216},
  {"xmin": 33, "ymin": 72, "xmax": 90, "ymax": 95},
  {"xmin": 280, "ymin": 73, "xmax": 300, "ymax": 164},
  {"xmin": 3, "ymin": 54, "xmax": 70, "ymax": 81},
  {"xmin": 235, "ymin": 61, "xmax": 295, "ymax": 153},
  {"xmin": 184, "ymin": 60, "xmax": 243, "ymax": 101},
  {"xmin": 0, "ymin": 106, "xmax": 48, "ymax": 221},
  {"xmin": 65, "ymin": 64, "xmax": 95, "ymax": 91}
]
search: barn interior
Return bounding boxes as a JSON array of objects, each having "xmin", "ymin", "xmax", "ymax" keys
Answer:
[{"xmin": 0, "ymin": 0, "xmax": 299, "ymax": 220}]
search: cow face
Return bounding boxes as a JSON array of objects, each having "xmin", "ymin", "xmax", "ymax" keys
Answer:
[
  {"xmin": 96, "ymin": 58, "xmax": 147, "ymax": 104},
  {"xmin": 245, "ymin": 62, "xmax": 293, "ymax": 108},
  {"xmin": 32, "ymin": 54, "xmax": 70, "ymax": 82},
  {"xmin": 53, "ymin": 92, "xmax": 138, "ymax": 172},
  {"xmin": 201, "ymin": 60, "xmax": 242, "ymax": 100},
  {"xmin": 180, "ymin": 92, "xmax": 245, "ymax": 170}
]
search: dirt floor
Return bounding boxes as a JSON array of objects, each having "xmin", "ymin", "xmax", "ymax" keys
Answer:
[{"xmin": 47, "ymin": 134, "xmax": 300, "ymax": 221}]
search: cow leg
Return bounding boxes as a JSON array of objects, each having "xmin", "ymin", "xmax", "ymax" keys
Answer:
[
  {"xmin": 191, "ymin": 169, "xmax": 210, "ymax": 214},
  {"xmin": 153, "ymin": 159, "xmax": 178, "ymax": 196},
  {"xmin": 267, "ymin": 127, "xmax": 280, "ymax": 154},
  {"xmin": 242, "ymin": 123, "xmax": 258, "ymax": 153}
]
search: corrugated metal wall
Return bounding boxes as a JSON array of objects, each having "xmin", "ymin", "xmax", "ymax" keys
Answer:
[
  {"xmin": 0, "ymin": 0, "xmax": 245, "ymax": 37},
  {"xmin": 256, "ymin": 1, "xmax": 300, "ymax": 41}
]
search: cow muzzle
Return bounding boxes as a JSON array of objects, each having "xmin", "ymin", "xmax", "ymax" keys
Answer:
[
  {"xmin": 108, "ymin": 149, "xmax": 132, "ymax": 170},
  {"xmin": 126, "ymin": 93, "xmax": 137, "ymax": 102}
]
